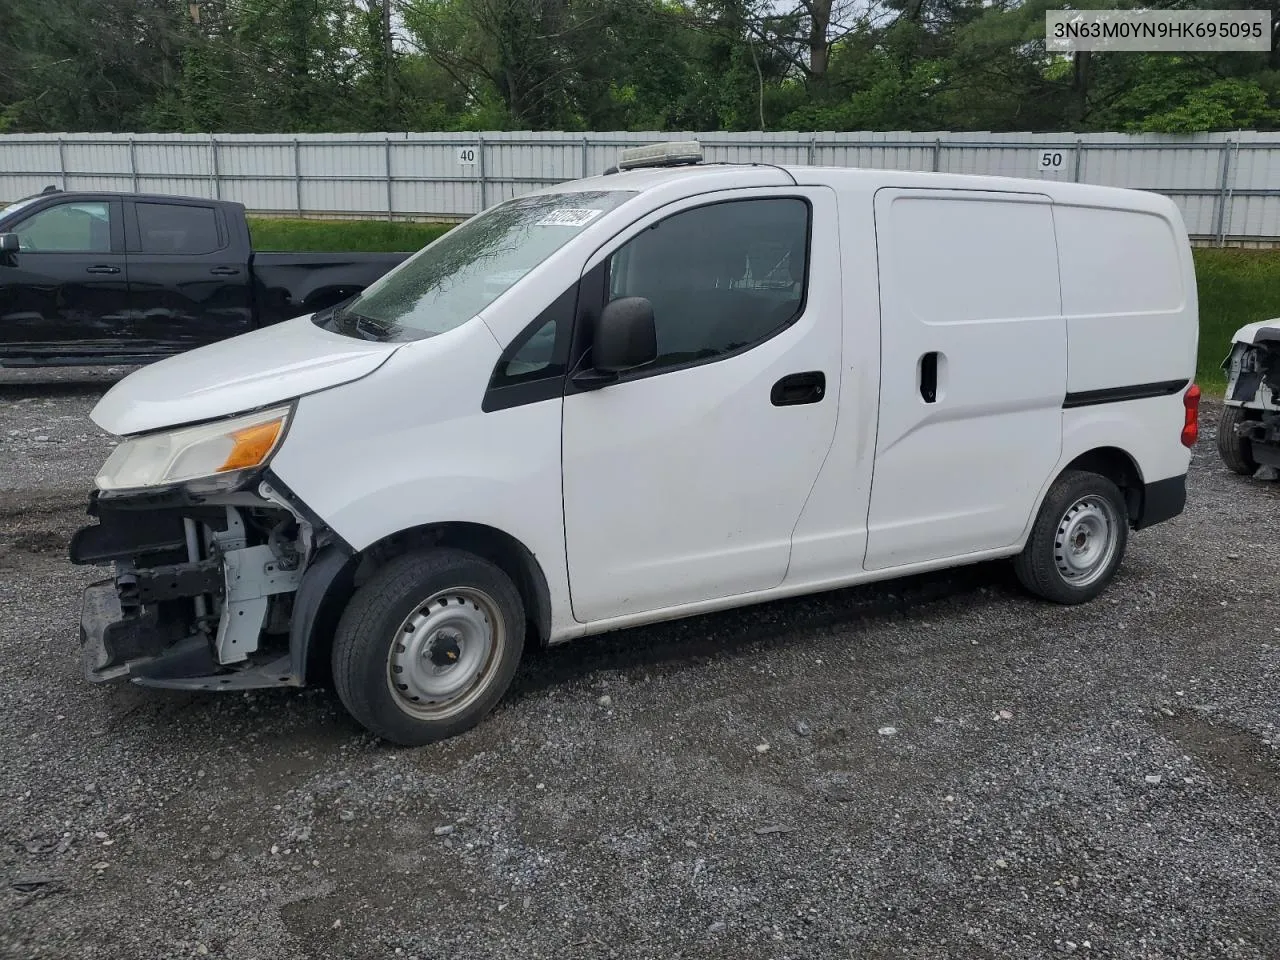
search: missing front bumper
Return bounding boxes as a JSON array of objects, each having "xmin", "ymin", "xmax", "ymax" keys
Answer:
[
  {"xmin": 71, "ymin": 491, "xmax": 308, "ymax": 690},
  {"xmin": 80, "ymin": 579, "xmax": 135, "ymax": 681},
  {"xmin": 79, "ymin": 579, "xmax": 223, "ymax": 685},
  {"xmin": 79, "ymin": 577, "xmax": 301, "ymax": 690}
]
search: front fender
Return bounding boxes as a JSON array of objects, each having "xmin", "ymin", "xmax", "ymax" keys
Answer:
[
  {"xmin": 288, "ymin": 543, "xmax": 358, "ymax": 685},
  {"xmin": 267, "ymin": 325, "xmax": 577, "ymax": 640}
]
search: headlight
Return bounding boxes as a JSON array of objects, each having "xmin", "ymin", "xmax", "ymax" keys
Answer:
[{"xmin": 95, "ymin": 405, "xmax": 292, "ymax": 493}]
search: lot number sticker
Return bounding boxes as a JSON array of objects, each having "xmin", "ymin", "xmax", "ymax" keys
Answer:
[
  {"xmin": 457, "ymin": 147, "xmax": 477, "ymax": 165},
  {"xmin": 536, "ymin": 208, "xmax": 605, "ymax": 227},
  {"xmin": 1039, "ymin": 150, "xmax": 1066, "ymax": 169}
]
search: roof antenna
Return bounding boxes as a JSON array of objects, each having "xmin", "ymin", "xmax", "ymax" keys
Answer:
[{"xmin": 748, "ymin": 161, "xmax": 798, "ymax": 186}]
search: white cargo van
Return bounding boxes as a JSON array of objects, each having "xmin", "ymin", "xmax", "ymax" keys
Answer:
[{"xmin": 70, "ymin": 143, "xmax": 1201, "ymax": 745}]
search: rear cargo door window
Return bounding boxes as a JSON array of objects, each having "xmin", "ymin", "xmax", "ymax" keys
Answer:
[{"xmin": 135, "ymin": 203, "xmax": 222, "ymax": 255}]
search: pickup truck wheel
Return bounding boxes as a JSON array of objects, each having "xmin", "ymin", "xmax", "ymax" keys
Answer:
[
  {"xmin": 331, "ymin": 548, "xmax": 525, "ymax": 746},
  {"xmin": 1013, "ymin": 470, "xmax": 1128, "ymax": 605},
  {"xmin": 1217, "ymin": 405, "xmax": 1258, "ymax": 476}
]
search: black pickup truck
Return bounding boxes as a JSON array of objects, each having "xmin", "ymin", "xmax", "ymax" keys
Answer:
[{"xmin": 0, "ymin": 189, "xmax": 413, "ymax": 366}]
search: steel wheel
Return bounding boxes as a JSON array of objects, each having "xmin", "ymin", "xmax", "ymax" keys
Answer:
[
  {"xmin": 331, "ymin": 547, "xmax": 526, "ymax": 745},
  {"xmin": 386, "ymin": 587, "xmax": 506, "ymax": 721},
  {"xmin": 1014, "ymin": 469, "xmax": 1129, "ymax": 605},
  {"xmin": 1052, "ymin": 495, "xmax": 1121, "ymax": 588}
]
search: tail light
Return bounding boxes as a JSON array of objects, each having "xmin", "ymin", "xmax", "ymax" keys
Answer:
[{"xmin": 1181, "ymin": 383, "xmax": 1201, "ymax": 447}]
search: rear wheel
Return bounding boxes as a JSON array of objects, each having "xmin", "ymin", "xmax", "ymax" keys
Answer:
[
  {"xmin": 1217, "ymin": 405, "xmax": 1258, "ymax": 476},
  {"xmin": 1014, "ymin": 470, "xmax": 1128, "ymax": 605},
  {"xmin": 331, "ymin": 548, "xmax": 525, "ymax": 746}
]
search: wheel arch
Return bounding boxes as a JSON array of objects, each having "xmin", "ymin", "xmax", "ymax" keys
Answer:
[
  {"xmin": 1017, "ymin": 441, "xmax": 1149, "ymax": 553},
  {"xmin": 1059, "ymin": 446, "xmax": 1145, "ymax": 523},
  {"xmin": 292, "ymin": 521, "xmax": 553, "ymax": 686}
]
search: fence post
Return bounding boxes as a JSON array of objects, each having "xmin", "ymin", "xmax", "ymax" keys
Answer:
[
  {"xmin": 129, "ymin": 138, "xmax": 139, "ymax": 192},
  {"xmin": 1073, "ymin": 138, "xmax": 1084, "ymax": 182},
  {"xmin": 385, "ymin": 137, "xmax": 394, "ymax": 223},
  {"xmin": 293, "ymin": 138, "xmax": 303, "ymax": 215},
  {"xmin": 209, "ymin": 135, "xmax": 221, "ymax": 199},
  {"xmin": 1219, "ymin": 139, "xmax": 1240, "ymax": 246},
  {"xmin": 477, "ymin": 133, "xmax": 487, "ymax": 212},
  {"xmin": 581, "ymin": 135, "xmax": 589, "ymax": 178},
  {"xmin": 57, "ymin": 137, "xmax": 67, "ymax": 190},
  {"xmin": 932, "ymin": 138, "xmax": 942, "ymax": 172},
  {"xmin": 808, "ymin": 135, "xmax": 817, "ymax": 165},
  {"xmin": 1214, "ymin": 139, "xmax": 1234, "ymax": 247}
]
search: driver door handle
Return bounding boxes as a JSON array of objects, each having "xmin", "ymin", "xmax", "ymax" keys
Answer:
[
  {"xmin": 771, "ymin": 371, "xmax": 826, "ymax": 406},
  {"xmin": 86, "ymin": 264, "xmax": 120, "ymax": 275}
]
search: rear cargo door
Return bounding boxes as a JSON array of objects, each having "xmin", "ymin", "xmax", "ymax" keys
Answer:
[
  {"xmin": 863, "ymin": 189, "xmax": 1065, "ymax": 571},
  {"xmin": 125, "ymin": 199, "xmax": 253, "ymax": 353}
]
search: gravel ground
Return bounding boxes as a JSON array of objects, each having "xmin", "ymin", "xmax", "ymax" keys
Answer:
[{"xmin": 1, "ymin": 367, "xmax": 1278, "ymax": 960}]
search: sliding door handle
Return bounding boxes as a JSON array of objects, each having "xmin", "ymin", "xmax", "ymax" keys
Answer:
[
  {"xmin": 919, "ymin": 351, "xmax": 939, "ymax": 404},
  {"xmin": 86, "ymin": 264, "xmax": 121, "ymax": 275}
]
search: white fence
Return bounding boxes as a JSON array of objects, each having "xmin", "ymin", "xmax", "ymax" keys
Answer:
[{"xmin": 3, "ymin": 130, "xmax": 1280, "ymax": 243}]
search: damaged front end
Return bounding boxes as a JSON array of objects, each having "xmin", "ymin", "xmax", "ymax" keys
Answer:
[
  {"xmin": 1222, "ymin": 324, "xmax": 1280, "ymax": 473},
  {"xmin": 69, "ymin": 403, "xmax": 356, "ymax": 691}
]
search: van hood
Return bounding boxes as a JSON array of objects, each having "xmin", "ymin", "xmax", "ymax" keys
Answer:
[
  {"xmin": 91, "ymin": 315, "xmax": 401, "ymax": 436},
  {"xmin": 1232, "ymin": 319, "xmax": 1280, "ymax": 345}
]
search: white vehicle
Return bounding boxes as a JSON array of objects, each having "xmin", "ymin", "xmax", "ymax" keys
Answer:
[
  {"xmin": 71, "ymin": 142, "xmax": 1201, "ymax": 745},
  {"xmin": 1218, "ymin": 319, "xmax": 1280, "ymax": 478}
]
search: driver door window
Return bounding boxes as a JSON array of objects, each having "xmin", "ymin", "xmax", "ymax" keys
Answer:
[
  {"xmin": 606, "ymin": 198, "xmax": 810, "ymax": 373},
  {"xmin": 12, "ymin": 202, "xmax": 113, "ymax": 253}
]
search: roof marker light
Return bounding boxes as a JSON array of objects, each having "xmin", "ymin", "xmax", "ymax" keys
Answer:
[{"xmin": 615, "ymin": 141, "xmax": 704, "ymax": 172}]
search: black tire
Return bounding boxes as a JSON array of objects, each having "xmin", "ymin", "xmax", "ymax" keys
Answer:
[
  {"xmin": 331, "ymin": 548, "xmax": 525, "ymax": 746},
  {"xmin": 1013, "ymin": 470, "xmax": 1129, "ymax": 605},
  {"xmin": 1217, "ymin": 405, "xmax": 1257, "ymax": 476}
]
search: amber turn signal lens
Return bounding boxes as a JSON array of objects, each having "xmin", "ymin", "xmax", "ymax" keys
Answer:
[{"xmin": 218, "ymin": 419, "xmax": 283, "ymax": 472}]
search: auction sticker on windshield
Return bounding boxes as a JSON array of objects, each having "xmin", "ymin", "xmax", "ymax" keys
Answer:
[{"xmin": 536, "ymin": 208, "xmax": 605, "ymax": 227}]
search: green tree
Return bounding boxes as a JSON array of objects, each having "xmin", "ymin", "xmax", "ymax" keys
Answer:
[
  {"xmin": 0, "ymin": 0, "xmax": 188, "ymax": 132},
  {"xmin": 4, "ymin": 0, "xmax": 1280, "ymax": 135}
]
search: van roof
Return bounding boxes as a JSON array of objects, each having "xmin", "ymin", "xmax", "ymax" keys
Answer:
[{"xmin": 547, "ymin": 162, "xmax": 1176, "ymax": 216}]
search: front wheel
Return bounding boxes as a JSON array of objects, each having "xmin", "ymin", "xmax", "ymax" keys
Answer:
[
  {"xmin": 1217, "ymin": 405, "xmax": 1258, "ymax": 476},
  {"xmin": 1013, "ymin": 470, "xmax": 1129, "ymax": 605},
  {"xmin": 331, "ymin": 548, "xmax": 525, "ymax": 746}
]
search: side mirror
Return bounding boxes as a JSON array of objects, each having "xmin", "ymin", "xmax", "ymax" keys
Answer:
[
  {"xmin": 0, "ymin": 233, "xmax": 18, "ymax": 254},
  {"xmin": 593, "ymin": 297, "xmax": 657, "ymax": 373}
]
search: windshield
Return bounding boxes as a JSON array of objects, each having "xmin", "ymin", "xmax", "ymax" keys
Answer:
[
  {"xmin": 318, "ymin": 189, "xmax": 637, "ymax": 342},
  {"xmin": 0, "ymin": 195, "xmax": 45, "ymax": 223}
]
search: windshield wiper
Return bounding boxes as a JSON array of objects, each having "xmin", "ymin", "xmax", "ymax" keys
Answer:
[
  {"xmin": 353, "ymin": 313, "xmax": 401, "ymax": 341},
  {"xmin": 324, "ymin": 305, "xmax": 402, "ymax": 342}
]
